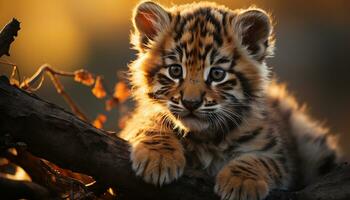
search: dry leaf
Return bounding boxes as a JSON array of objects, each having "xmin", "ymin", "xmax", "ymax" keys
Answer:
[
  {"xmin": 74, "ymin": 69, "xmax": 95, "ymax": 86},
  {"xmin": 92, "ymin": 114, "xmax": 107, "ymax": 129},
  {"xmin": 113, "ymin": 82, "xmax": 130, "ymax": 103},
  {"xmin": 118, "ymin": 115, "xmax": 129, "ymax": 129},
  {"xmin": 0, "ymin": 18, "xmax": 20, "ymax": 57},
  {"xmin": 105, "ymin": 98, "xmax": 119, "ymax": 111},
  {"xmin": 92, "ymin": 76, "xmax": 107, "ymax": 99}
]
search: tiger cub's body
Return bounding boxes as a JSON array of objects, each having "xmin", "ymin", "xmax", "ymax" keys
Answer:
[{"xmin": 120, "ymin": 1, "xmax": 341, "ymax": 200}]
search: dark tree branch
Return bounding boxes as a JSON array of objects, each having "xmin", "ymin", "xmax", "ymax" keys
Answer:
[
  {"xmin": 0, "ymin": 76, "xmax": 350, "ymax": 200},
  {"xmin": 0, "ymin": 18, "xmax": 20, "ymax": 57},
  {"xmin": 0, "ymin": 76, "xmax": 216, "ymax": 200}
]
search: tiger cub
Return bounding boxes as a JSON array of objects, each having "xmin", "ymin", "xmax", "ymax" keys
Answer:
[{"xmin": 119, "ymin": 1, "xmax": 341, "ymax": 200}]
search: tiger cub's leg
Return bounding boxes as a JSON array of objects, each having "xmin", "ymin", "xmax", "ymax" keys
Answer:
[
  {"xmin": 130, "ymin": 132, "xmax": 186, "ymax": 186},
  {"xmin": 215, "ymin": 154, "xmax": 287, "ymax": 200}
]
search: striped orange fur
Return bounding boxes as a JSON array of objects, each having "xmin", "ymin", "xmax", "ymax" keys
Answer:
[{"xmin": 119, "ymin": 1, "xmax": 341, "ymax": 200}]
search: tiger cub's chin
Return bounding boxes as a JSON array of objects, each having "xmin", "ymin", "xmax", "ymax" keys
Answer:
[{"xmin": 180, "ymin": 116, "xmax": 210, "ymax": 133}]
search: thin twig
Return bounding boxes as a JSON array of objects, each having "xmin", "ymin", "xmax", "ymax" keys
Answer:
[
  {"xmin": 10, "ymin": 65, "xmax": 21, "ymax": 84},
  {"xmin": 20, "ymin": 64, "xmax": 74, "ymax": 90},
  {"xmin": 20, "ymin": 64, "xmax": 89, "ymax": 122},
  {"xmin": 0, "ymin": 59, "xmax": 21, "ymax": 83},
  {"xmin": 0, "ymin": 59, "xmax": 16, "ymax": 66},
  {"xmin": 47, "ymin": 72, "xmax": 89, "ymax": 122}
]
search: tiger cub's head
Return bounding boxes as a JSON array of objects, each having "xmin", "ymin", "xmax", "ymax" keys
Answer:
[{"xmin": 130, "ymin": 1, "xmax": 274, "ymax": 134}]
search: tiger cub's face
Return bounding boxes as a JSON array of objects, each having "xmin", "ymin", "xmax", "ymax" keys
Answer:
[{"xmin": 130, "ymin": 1, "xmax": 274, "ymax": 133}]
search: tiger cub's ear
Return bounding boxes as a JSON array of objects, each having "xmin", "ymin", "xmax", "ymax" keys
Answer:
[
  {"xmin": 233, "ymin": 9, "xmax": 274, "ymax": 61},
  {"xmin": 132, "ymin": 1, "xmax": 170, "ymax": 50}
]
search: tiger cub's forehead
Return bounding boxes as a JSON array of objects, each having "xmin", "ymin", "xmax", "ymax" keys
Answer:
[{"xmin": 162, "ymin": 6, "xmax": 237, "ymax": 72}]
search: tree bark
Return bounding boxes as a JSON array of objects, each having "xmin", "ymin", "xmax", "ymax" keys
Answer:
[{"xmin": 0, "ymin": 76, "xmax": 350, "ymax": 200}]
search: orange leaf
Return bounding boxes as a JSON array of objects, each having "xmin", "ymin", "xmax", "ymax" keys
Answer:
[
  {"xmin": 92, "ymin": 76, "xmax": 107, "ymax": 99},
  {"xmin": 118, "ymin": 115, "xmax": 129, "ymax": 129},
  {"xmin": 105, "ymin": 98, "xmax": 119, "ymax": 111},
  {"xmin": 92, "ymin": 114, "xmax": 107, "ymax": 129},
  {"xmin": 113, "ymin": 82, "xmax": 130, "ymax": 103},
  {"xmin": 74, "ymin": 69, "xmax": 95, "ymax": 86}
]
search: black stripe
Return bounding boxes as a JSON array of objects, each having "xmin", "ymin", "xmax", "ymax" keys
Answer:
[
  {"xmin": 220, "ymin": 86, "xmax": 234, "ymax": 90},
  {"xmin": 201, "ymin": 108, "xmax": 216, "ymax": 112},
  {"xmin": 209, "ymin": 49, "xmax": 218, "ymax": 65},
  {"xmin": 240, "ymin": 159, "xmax": 254, "ymax": 167},
  {"xmin": 217, "ymin": 79, "xmax": 237, "ymax": 89},
  {"xmin": 258, "ymin": 158, "xmax": 271, "ymax": 171},
  {"xmin": 155, "ymin": 87, "xmax": 170, "ymax": 96},
  {"xmin": 213, "ymin": 31, "xmax": 223, "ymax": 46},
  {"xmin": 221, "ymin": 12, "xmax": 228, "ymax": 36},
  {"xmin": 200, "ymin": 44, "xmax": 213, "ymax": 61},
  {"xmin": 187, "ymin": 17, "xmax": 200, "ymax": 35},
  {"xmin": 147, "ymin": 92, "xmax": 156, "ymax": 99},
  {"xmin": 174, "ymin": 8, "xmax": 223, "ymax": 44},
  {"xmin": 260, "ymin": 136, "xmax": 277, "ymax": 151},
  {"xmin": 157, "ymin": 74, "xmax": 174, "ymax": 85},
  {"xmin": 228, "ymin": 48, "xmax": 240, "ymax": 70},
  {"xmin": 267, "ymin": 157, "xmax": 283, "ymax": 182},
  {"xmin": 175, "ymin": 45, "xmax": 184, "ymax": 62},
  {"xmin": 235, "ymin": 165, "xmax": 259, "ymax": 177},
  {"xmin": 259, "ymin": 157, "xmax": 282, "ymax": 186},
  {"xmin": 160, "ymin": 146, "xmax": 175, "ymax": 152},
  {"xmin": 152, "ymin": 135, "xmax": 171, "ymax": 139},
  {"xmin": 175, "ymin": 12, "xmax": 197, "ymax": 41},
  {"xmin": 170, "ymin": 102, "xmax": 181, "ymax": 107},
  {"xmin": 205, "ymin": 13, "xmax": 222, "ymax": 34},
  {"xmin": 164, "ymin": 55, "xmax": 177, "ymax": 61},
  {"xmin": 221, "ymin": 91, "xmax": 239, "ymax": 102},
  {"xmin": 236, "ymin": 127, "xmax": 263, "ymax": 143},
  {"xmin": 142, "ymin": 140, "xmax": 161, "ymax": 145},
  {"xmin": 214, "ymin": 56, "xmax": 230, "ymax": 65},
  {"xmin": 155, "ymin": 89, "xmax": 169, "ymax": 96},
  {"xmin": 170, "ymin": 97, "xmax": 179, "ymax": 104},
  {"xmin": 172, "ymin": 13, "xmax": 181, "ymax": 30},
  {"xmin": 231, "ymin": 173, "xmax": 256, "ymax": 181},
  {"xmin": 223, "ymin": 143, "xmax": 238, "ymax": 154},
  {"xmin": 205, "ymin": 13, "xmax": 222, "ymax": 47},
  {"xmin": 143, "ymin": 131, "xmax": 163, "ymax": 136},
  {"xmin": 234, "ymin": 71, "xmax": 254, "ymax": 101},
  {"xmin": 275, "ymin": 149, "xmax": 289, "ymax": 173},
  {"xmin": 148, "ymin": 64, "xmax": 163, "ymax": 78}
]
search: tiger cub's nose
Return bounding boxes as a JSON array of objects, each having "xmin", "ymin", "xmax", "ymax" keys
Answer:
[{"xmin": 182, "ymin": 99, "xmax": 202, "ymax": 111}]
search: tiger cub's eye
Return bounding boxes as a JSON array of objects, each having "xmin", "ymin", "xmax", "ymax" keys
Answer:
[
  {"xmin": 169, "ymin": 64, "xmax": 183, "ymax": 79},
  {"xmin": 209, "ymin": 67, "xmax": 226, "ymax": 82}
]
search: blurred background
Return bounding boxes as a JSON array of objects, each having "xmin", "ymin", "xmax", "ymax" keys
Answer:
[{"xmin": 0, "ymin": 0, "xmax": 349, "ymax": 156}]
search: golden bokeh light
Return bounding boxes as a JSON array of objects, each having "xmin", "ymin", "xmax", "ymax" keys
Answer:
[{"xmin": 0, "ymin": 0, "xmax": 90, "ymax": 75}]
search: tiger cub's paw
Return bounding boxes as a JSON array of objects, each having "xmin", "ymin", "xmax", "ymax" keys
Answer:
[
  {"xmin": 130, "ymin": 139, "xmax": 186, "ymax": 186},
  {"xmin": 215, "ymin": 166, "xmax": 269, "ymax": 200}
]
